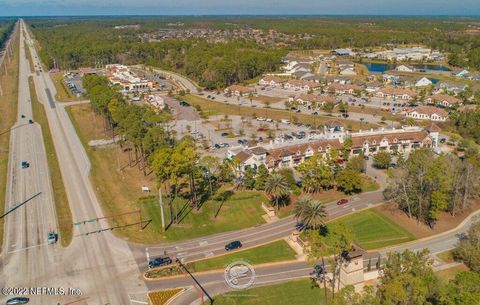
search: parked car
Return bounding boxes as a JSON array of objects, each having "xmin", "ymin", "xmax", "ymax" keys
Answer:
[
  {"xmin": 312, "ymin": 112, "xmax": 318, "ymax": 115},
  {"xmin": 6, "ymin": 297, "xmax": 30, "ymax": 305},
  {"xmin": 47, "ymin": 232, "xmax": 58, "ymax": 244},
  {"xmin": 179, "ymin": 101, "xmax": 190, "ymax": 107},
  {"xmin": 337, "ymin": 198, "xmax": 349, "ymax": 205},
  {"xmin": 221, "ymin": 132, "xmax": 229, "ymax": 137},
  {"xmin": 148, "ymin": 256, "xmax": 173, "ymax": 268},
  {"xmin": 225, "ymin": 240, "xmax": 242, "ymax": 251},
  {"xmin": 440, "ymin": 138, "xmax": 447, "ymax": 144}
]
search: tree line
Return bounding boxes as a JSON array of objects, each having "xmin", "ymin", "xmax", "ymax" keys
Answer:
[
  {"xmin": 385, "ymin": 148, "xmax": 480, "ymax": 227},
  {"xmin": 0, "ymin": 21, "xmax": 15, "ymax": 48}
]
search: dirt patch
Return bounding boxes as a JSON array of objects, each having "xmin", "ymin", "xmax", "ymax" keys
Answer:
[{"xmin": 375, "ymin": 200, "xmax": 480, "ymax": 238}]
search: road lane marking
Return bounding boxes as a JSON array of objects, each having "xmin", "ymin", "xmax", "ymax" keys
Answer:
[{"xmin": 8, "ymin": 242, "xmax": 48, "ymax": 254}]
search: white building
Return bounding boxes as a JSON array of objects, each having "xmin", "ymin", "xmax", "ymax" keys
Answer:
[
  {"xmin": 405, "ymin": 106, "xmax": 448, "ymax": 122},
  {"xmin": 415, "ymin": 77, "xmax": 433, "ymax": 87},
  {"xmin": 105, "ymin": 64, "xmax": 154, "ymax": 93}
]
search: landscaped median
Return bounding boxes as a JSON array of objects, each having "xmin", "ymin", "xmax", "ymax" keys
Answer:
[
  {"xmin": 144, "ymin": 239, "xmax": 297, "ymax": 279},
  {"xmin": 148, "ymin": 288, "xmax": 184, "ymax": 305},
  {"xmin": 29, "ymin": 76, "xmax": 73, "ymax": 246}
]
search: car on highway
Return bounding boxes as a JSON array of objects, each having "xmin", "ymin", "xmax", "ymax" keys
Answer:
[
  {"xmin": 148, "ymin": 256, "xmax": 173, "ymax": 268},
  {"xmin": 225, "ymin": 240, "xmax": 242, "ymax": 251},
  {"xmin": 47, "ymin": 232, "xmax": 58, "ymax": 244},
  {"xmin": 6, "ymin": 297, "xmax": 30, "ymax": 305},
  {"xmin": 337, "ymin": 198, "xmax": 349, "ymax": 205},
  {"xmin": 21, "ymin": 161, "xmax": 30, "ymax": 169},
  {"xmin": 21, "ymin": 114, "xmax": 25, "ymax": 118}
]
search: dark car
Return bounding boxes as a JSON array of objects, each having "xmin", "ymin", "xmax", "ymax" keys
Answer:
[
  {"xmin": 6, "ymin": 297, "xmax": 30, "ymax": 305},
  {"xmin": 312, "ymin": 112, "xmax": 318, "ymax": 115},
  {"xmin": 179, "ymin": 101, "xmax": 190, "ymax": 107},
  {"xmin": 225, "ymin": 240, "xmax": 242, "ymax": 251},
  {"xmin": 148, "ymin": 256, "xmax": 173, "ymax": 269},
  {"xmin": 28, "ymin": 119, "xmax": 33, "ymax": 124},
  {"xmin": 440, "ymin": 138, "xmax": 447, "ymax": 144},
  {"xmin": 221, "ymin": 132, "xmax": 229, "ymax": 137},
  {"xmin": 363, "ymin": 156, "xmax": 369, "ymax": 160},
  {"xmin": 21, "ymin": 114, "xmax": 25, "ymax": 118},
  {"xmin": 21, "ymin": 161, "xmax": 30, "ymax": 169},
  {"xmin": 337, "ymin": 198, "xmax": 349, "ymax": 205}
]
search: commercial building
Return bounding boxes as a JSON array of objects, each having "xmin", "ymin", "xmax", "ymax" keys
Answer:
[{"xmin": 105, "ymin": 64, "xmax": 154, "ymax": 93}]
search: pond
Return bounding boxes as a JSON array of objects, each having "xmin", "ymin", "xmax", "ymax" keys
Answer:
[{"xmin": 363, "ymin": 62, "xmax": 450, "ymax": 73}]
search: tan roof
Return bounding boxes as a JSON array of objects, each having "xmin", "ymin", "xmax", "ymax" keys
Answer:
[
  {"xmin": 377, "ymin": 87, "xmax": 417, "ymax": 97},
  {"xmin": 235, "ymin": 151, "xmax": 253, "ymax": 163},
  {"xmin": 296, "ymin": 94, "xmax": 335, "ymax": 104},
  {"xmin": 266, "ymin": 139, "xmax": 342, "ymax": 164},
  {"xmin": 328, "ymin": 83, "xmax": 361, "ymax": 91},
  {"xmin": 261, "ymin": 75, "xmax": 286, "ymax": 83},
  {"xmin": 226, "ymin": 85, "xmax": 253, "ymax": 94},
  {"xmin": 428, "ymin": 94, "xmax": 462, "ymax": 104},
  {"xmin": 406, "ymin": 106, "xmax": 448, "ymax": 117},
  {"xmin": 250, "ymin": 146, "xmax": 268, "ymax": 155},
  {"xmin": 427, "ymin": 123, "xmax": 441, "ymax": 132},
  {"xmin": 351, "ymin": 130, "xmax": 431, "ymax": 149}
]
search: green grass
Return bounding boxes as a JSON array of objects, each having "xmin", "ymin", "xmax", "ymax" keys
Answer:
[
  {"xmin": 0, "ymin": 32, "xmax": 19, "ymax": 252},
  {"xmin": 334, "ymin": 208, "xmax": 416, "ymax": 250},
  {"xmin": 192, "ymin": 240, "xmax": 296, "ymax": 272},
  {"xmin": 141, "ymin": 191, "xmax": 267, "ymax": 241},
  {"xmin": 211, "ymin": 279, "xmax": 325, "ymax": 305},
  {"xmin": 437, "ymin": 251, "xmax": 455, "ymax": 263},
  {"xmin": 361, "ymin": 176, "xmax": 380, "ymax": 193},
  {"xmin": 29, "ymin": 77, "xmax": 73, "ymax": 246}
]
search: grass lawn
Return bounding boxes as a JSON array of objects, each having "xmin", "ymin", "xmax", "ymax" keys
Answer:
[
  {"xmin": 29, "ymin": 77, "xmax": 73, "ymax": 246},
  {"xmin": 0, "ymin": 35, "xmax": 19, "ymax": 251},
  {"xmin": 192, "ymin": 240, "xmax": 296, "ymax": 272},
  {"xmin": 334, "ymin": 208, "xmax": 416, "ymax": 250},
  {"xmin": 254, "ymin": 95, "xmax": 285, "ymax": 105},
  {"xmin": 437, "ymin": 250, "xmax": 455, "ymax": 264},
  {"xmin": 211, "ymin": 279, "xmax": 325, "ymax": 305},
  {"xmin": 436, "ymin": 265, "xmax": 469, "ymax": 283},
  {"xmin": 66, "ymin": 104, "xmax": 267, "ymax": 243},
  {"xmin": 183, "ymin": 94, "xmax": 378, "ymax": 131},
  {"xmin": 51, "ymin": 73, "xmax": 80, "ymax": 102},
  {"xmin": 141, "ymin": 190, "xmax": 267, "ymax": 241}
]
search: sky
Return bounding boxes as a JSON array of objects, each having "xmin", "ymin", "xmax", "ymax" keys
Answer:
[{"xmin": 1, "ymin": 0, "xmax": 480, "ymax": 16}]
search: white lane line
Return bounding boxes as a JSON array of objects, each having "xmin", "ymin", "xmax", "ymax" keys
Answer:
[
  {"xmin": 146, "ymin": 248, "xmax": 150, "ymax": 264},
  {"xmin": 8, "ymin": 242, "xmax": 48, "ymax": 254}
]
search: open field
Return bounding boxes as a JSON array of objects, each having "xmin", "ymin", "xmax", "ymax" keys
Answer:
[
  {"xmin": 437, "ymin": 250, "xmax": 455, "ymax": 264},
  {"xmin": 334, "ymin": 208, "xmax": 416, "ymax": 250},
  {"xmin": 254, "ymin": 95, "xmax": 285, "ymax": 105},
  {"xmin": 51, "ymin": 73, "xmax": 80, "ymax": 102},
  {"xmin": 211, "ymin": 279, "xmax": 325, "ymax": 305},
  {"xmin": 0, "ymin": 34, "xmax": 19, "ymax": 251},
  {"xmin": 192, "ymin": 239, "xmax": 296, "ymax": 272},
  {"xmin": 184, "ymin": 94, "xmax": 379, "ymax": 131},
  {"xmin": 29, "ymin": 77, "xmax": 73, "ymax": 246},
  {"xmin": 66, "ymin": 103, "xmax": 267, "ymax": 243}
]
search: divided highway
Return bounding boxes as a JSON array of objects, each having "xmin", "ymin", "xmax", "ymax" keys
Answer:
[{"xmin": 1, "ymin": 20, "xmax": 147, "ymax": 305}]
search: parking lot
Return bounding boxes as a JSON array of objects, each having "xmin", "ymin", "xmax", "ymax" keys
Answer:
[{"xmin": 64, "ymin": 71, "xmax": 86, "ymax": 96}]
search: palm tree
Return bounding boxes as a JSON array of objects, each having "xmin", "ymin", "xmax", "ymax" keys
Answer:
[
  {"xmin": 265, "ymin": 173, "xmax": 289, "ymax": 212},
  {"xmin": 294, "ymin": 197, "xmax": 327, "ymax": 230}
]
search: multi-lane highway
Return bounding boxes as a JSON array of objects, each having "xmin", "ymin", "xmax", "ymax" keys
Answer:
[{"xmin": 1, "ymin": 20, "xmax": 147, "ymax": 305}]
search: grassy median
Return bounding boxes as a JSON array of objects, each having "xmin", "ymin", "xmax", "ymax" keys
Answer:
[
  {"xmin": 24, "ymin": 40, "xmax": 34, "ymax": 73},
  {"xmin": 0, "ymin": 33, "xmax": 19, "ymax": 251},
  {"xmin": 29, "ymin": 76, "xmax": 73, "ymax": 246}
]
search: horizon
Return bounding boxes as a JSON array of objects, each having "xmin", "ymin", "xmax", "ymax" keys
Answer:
[{"xmin": 1, "ymin": 0, "xmax": 480, "ymax": 17}]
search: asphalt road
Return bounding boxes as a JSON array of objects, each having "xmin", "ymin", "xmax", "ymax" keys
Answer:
[{"xmin": 0, "ymin": 20, "xmax": 147, "ymax": 305}]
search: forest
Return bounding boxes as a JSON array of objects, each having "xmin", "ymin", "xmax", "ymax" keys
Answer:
[
  {"xmin": 0, "ymin": 20, "xmax": 15, "ymax": 48},
  {"xmin": 27, "ymin": 16, "xmax": 480, "ymax": 88}
]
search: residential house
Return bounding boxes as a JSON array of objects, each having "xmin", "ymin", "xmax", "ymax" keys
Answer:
[
  {"xmin": 332, "ymin": 48, "xmax": 355, "ymax": 56},
  {"xmin": 395, "ymin": 65, "xmax": 415, "ymax": 72},
  {"xmin": 258, "ymin": 75, "xmax": 286, "ymax": 87},
  {"xmin": 376, "ymin": 87, "xmax": 417, "ymax": 100},
  {"xmin": 425, "ymin": 94, "xmax": 463, "ymax": 108},
  {"xmin": 224, "ymin": 85, "xmax": 254, "ymax": 97},
  {"xmin": 340, "ymin": 68, "xmax": 357, "ymax": 76},
  {"xmin": 365, "ymin": 82, "xmax": 383, "ymax": 93},
  {"xmin": 328, "ymin": 83, "xmax": 361, "ymax": 95},
  {"xmin": 405, "ymin": 106, "xmax": 448, "ymax": 122},
  {"xmin": 432, "ymin": 82, "xmax": 468, "ymax": 96},
  {"xmin": 295, "ymin": 94, "xmax": 336, "ymax": 108},
  {"xmin": 415, "ymin": 77, "xmax": 433, "ymax": 87}
]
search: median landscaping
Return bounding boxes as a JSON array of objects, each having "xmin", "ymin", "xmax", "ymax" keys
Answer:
[
  {"xmin": 29, "ymin": 76, "xmax": 73, "ymax": 246},
  {"xmin": 145, "ymin": 239, "xmax": 297, "ymax": 279}
]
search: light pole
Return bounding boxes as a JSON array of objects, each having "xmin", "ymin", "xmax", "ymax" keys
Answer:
[{"xmin": 158, "ymin": 187, "xmax": 165, "ymax": 232}]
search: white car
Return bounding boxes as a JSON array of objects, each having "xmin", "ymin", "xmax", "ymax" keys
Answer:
[
  {"xmin": 256, "ymin": 117, "xmax": 265, "ymax": 121},
  {"xmin": 280, "ymin": 119, "xmax": 290, "ymax": 124}
]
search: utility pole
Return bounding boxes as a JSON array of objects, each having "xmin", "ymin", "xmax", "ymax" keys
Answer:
[{"xmin": 158, "ymin": 187, "xmax": 165, "ymax": 232}]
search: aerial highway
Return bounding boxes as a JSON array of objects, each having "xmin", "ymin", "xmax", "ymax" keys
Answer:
[{"xmin": 1, "ymin": 20, "xmax": 147, "ymax": 305}]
